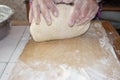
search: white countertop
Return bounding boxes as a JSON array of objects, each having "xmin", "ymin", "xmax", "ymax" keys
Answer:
[{"xmin": 0, "ymin": 26, "xmax": 30, "ymax": 80}]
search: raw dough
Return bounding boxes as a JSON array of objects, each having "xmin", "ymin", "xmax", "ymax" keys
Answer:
[{"xmin": 30, "ymin": 4, "xmax": 90, "ymax": 42}]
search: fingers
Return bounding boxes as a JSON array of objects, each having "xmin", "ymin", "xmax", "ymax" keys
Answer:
[
  {"xmin": 39, "ymin": 0, "xmax": 52, "ymax": 25},
  {"xmin": 68, "ymin": 7, "xmax": 79, "ymax": 27},
  {"xmin": 32, "ymin": 0, "xmax": 41, "ymax": 24},
  {"xmin": 87, "ymin": 4, "xmax": 99, "ymax": 20},
  {"xmin": 68, "ymin": 0, "xmax": 81, "ymax": 27},
  {"xmin": 29, "ymin": 5, "xmax": 33, "ymax": 23},
  {"xmin": 83, "ymin": 2, "xmax": 99, "ymax": 24},
  {"xmin": 76, "ymin": 1, "xmax": 90, "ymax": 25},
  {"xmin": 73, "ymin": 0, "xmax": 99, "ymax": 26},
  {"xmin": 46, "ymin": 0, "xmax": 58, "ymax": 17},
  {"xmin": 30, "ymin": 0, "xmax": 59, "ymax": 25}
]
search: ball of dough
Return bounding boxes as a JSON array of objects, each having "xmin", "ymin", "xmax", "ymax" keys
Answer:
[{"xmin": 30, "ymin": 4, "xmax": 90, "ymax": 42}]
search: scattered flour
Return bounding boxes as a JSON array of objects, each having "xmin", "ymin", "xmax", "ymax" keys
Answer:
[
  {"xmin": 9, "ymin": 61, "xmax": 92, "ymax": 80},
  {"xmin": 99, "ymin": 57, "xmax": 108, "ymax": 64},
  {"xmin": 75, "ymin": 50, "xmax": 80, "ymax": 53},
  {"xmin": 10, "ymin": 60, "xmax": 120, "ymax": 80}
]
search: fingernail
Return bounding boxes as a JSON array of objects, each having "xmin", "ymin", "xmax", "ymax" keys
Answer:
[
  {"xmin": 54, "ymin": 12, "xmax": 58, "ymax": 17},
  {"xmin": 48, "ymin": 21, "xmax": 51, "ymax": 25},
  {"xmin": 35, "ymin": 22, "xmax": 39, "ymax": 25},
  {"xmin": 35, "ymin": 19, "xmax": 40, "ymax": 25},
  {"xmin": 47, "ymin": 18, "xmax": 52, "ymax": 25},
  {"xmin": 69, "ymin": 19, "xmax": 74, "ymax": 27},
  {"xmin": 35, "ymin": 20, "xmax": 40, "ymax": 25}
]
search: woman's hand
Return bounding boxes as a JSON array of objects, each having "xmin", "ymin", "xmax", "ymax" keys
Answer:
[
  {"xmin": 29, "ymin": 0, "xmax": 99, "ymax": 26},
  {"xmin": 55, "ymin": 0, "xmax": 99, "ymax": 26},
  {"xmin": 29, "ymin": 0, "xmax": 58, "ymax": 25},
  {"xmin": 69, "ymin": 0, "xmax": 99, "ymax": 26}
]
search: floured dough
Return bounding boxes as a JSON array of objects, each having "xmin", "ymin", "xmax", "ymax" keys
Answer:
[{"xmin": 30, "ymin": 4, "xmax": 90, "ymax": 42}]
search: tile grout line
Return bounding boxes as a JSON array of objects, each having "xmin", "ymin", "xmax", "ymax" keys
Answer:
[
  {"xmin": 0, "ymin": 63, "xmax": 7, "ymax": 79},
  {"xmin": 0, "ymin": 26, "xmax": 29, "ymax": 79},
  {"xmin": 7, "ymin": 26, "xmax": 28, "ymax": 63},
  {"xmin": 9, "ymin": 26, "xmax": 30, "ymax": 63}
]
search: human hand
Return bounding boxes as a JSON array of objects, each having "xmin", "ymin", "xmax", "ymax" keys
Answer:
[
  {"xmin": 54, "ymin": 0, "xmax": 99, "ymax": 26},
  {"xmin": 29, "ymin": 0, "xmax": 58, "ymax": 25}
]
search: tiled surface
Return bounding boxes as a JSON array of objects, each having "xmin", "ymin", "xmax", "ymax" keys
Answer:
[
  {"xmin": 0, "ymin": 63, "xmax": 16, "ymax": 80},
  {"xmin": 0, "ymin": 26, "xmax": 30, "ymax": 80},
  {"xmin": 0, "ymin": 26, "xmax": 26, "ymax": 62},
  {"xmin": 0, "ymin": 63, "xmax": 6, "ymax": 78},
  {"xmin": 10, "ymin": 26, "xmax": 30, "ymax": 62}
]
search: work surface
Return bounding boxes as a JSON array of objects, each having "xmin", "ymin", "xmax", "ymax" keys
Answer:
[{"xmin": 9, "ymin": 21, "xmax": 120, "ymax": 80}]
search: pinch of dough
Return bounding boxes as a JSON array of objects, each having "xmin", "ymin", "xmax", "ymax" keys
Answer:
[{"xmin": 30, "ymin": 4, "xmax": 90, "ymax": 42}]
